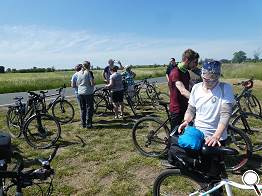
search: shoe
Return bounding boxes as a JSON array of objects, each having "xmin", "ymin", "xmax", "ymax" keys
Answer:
[
  {"xmin": 114, "ymin": 115, "xmax": 119, "ymax": 119},
  {"xmin": 82, "ymin": 124, "xmax": 86, "ymax": 128},
  {"xmin": 160, "ymin": 160, "xmax": 176, "ymax": 168},
  {"xmin": 119, "ymin": 113, "xmax": 123, "ymax": 118}
]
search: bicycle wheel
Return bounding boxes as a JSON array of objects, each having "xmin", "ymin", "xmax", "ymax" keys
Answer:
[
  {"xmin": 51, "ymin": 100, "xmax": 75, "ymax": 123},
  {"xmin": 153, "ymin": 169, "xmax": 205, "ymax": 196},
  {"xmin": 23, "ymin": 113, "xmax": 61, "ymax": 149},
  {"xmin": 225, "ymin": 125, "xmax": 252, "ymax": 171},
  {"xmin": 6, "ymin": 107, "xmax": 22, "ymax": 138},
  {"xmin": 132, "ymin": 117, "xmax": 169, "ymax": 157},
  {"xmin": 146, "ymin": 84, "xmax": 158, "ymax": 100},
  {"xmin": 232, "ymin": 112, "xmax": 262, "ymax": 152},
  {"xmin": 247, "ymin": 94, "xmax": 262, "ymax": 116},
  {"xmin": 94, "ymin": 94, "xmax": 108, "ymax": 116},
  {"xmin": 152, "ymin": 92, "xmax": 170, "ymax": 110}
]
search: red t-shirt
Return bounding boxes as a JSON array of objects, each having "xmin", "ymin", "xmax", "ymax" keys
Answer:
[{"xmin": 168, "ymin": 67, "xmax": 190, "ymax": 113}]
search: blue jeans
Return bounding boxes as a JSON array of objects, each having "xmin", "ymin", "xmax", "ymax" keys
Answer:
[{"xmin": 79, "ymin": 94, "xmax": 94, "ymax": 126}]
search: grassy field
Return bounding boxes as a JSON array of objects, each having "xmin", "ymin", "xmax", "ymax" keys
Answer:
[
  {"xmin": 0, "ymin": 67, "xmax": 165, "ymax": 94},
  {"xmin": 1, "ymin": 62, "xmax": 262, "ymax": 94},
  {"xmin": 0, "ymin": 82, "xmax": 262, "ymax": 195}
]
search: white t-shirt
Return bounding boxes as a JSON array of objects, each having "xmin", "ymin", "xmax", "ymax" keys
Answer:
[{"xmin": 189, "ymin": 82, "xmax": 234, "ymax": 140}]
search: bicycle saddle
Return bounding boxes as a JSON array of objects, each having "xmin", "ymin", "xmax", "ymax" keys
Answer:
[
  {"xmin": 40, "ymin": 90, "xmax": 48, "ymax": 94},
  {"xmin": 201, "ymin": 145, "xmax": 239, "ymax": 156}
]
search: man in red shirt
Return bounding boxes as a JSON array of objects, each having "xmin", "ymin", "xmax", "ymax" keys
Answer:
[{"xmin": 168, "ymin": 49, "xmax": 199, "ymax": 131}]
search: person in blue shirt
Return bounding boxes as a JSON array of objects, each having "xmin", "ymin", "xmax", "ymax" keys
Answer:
[{"xmin": 121, "ymin": 65, "xmax": 136, "ymax": 97}]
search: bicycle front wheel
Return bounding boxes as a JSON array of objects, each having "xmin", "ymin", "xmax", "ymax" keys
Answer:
[
  {"xmin": 132, "ymin": 117, "xmax": 169, "ymax": 157},
  {"xmin": 51, "ymin": 100, "xmax": 75, "ymax": 123},
  {"xmin": 153, "ymin": 169, "xmax": 205, "ymax": 196},
  {"xmin": 232, "ymin": 112, "xmax": 262, "ymax": 152},
  {"xmin": 247, "ymin": 95, "xmax": 262, "ymax": 116},
  {"xmin": 23, "ymin": 113, "xmax": 61, "ymax": 149},
  {"xmin": 6, "ymin": 107, "xmax": 22, "ymax": 138},
  {"xmin": 94, "ymin": 94, "xmax": 108, "ymax": 116},
  {"xmin": 225, "ymin": 125, "xmax": 252, "ymax": 171}
]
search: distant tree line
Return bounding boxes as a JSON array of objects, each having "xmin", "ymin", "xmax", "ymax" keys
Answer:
[{"xmin": 0, "ymin": 49, "xmax": 261, "ymax": 73}]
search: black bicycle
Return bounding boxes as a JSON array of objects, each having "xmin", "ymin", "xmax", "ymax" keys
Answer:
[
  {"xmin": 152, "ymin": 145, "xmax": 240, "ymax": 195},
  {"xmin": 231, "ymin": 87, "xmax": 262, "ymax": 152},
  {"xmin": 39, "ymin": 87, "xmax": 75, "ymax": 124},
  {"xmin": 132, "ymin": 101, "xmax": 252, "ymax": 171},
  {"xmin": 233, "ymin": 77, "xmax": 261, "ymax": 116},
  {"xmin": 6, "ymin": 91, "xmax": 61, "ymax": 149},
  {"xmin": 0, "ymin": 133, "xmax": 59, "ymax": 196}
]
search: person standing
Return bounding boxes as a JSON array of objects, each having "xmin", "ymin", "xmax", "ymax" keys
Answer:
[
  {"xmin": 77, "ymin": 61, "xmax": 95, "ymax": 128},
  {"xmin": 166, "ymin": 58, "xmax": 177, "ymax": 82},
  {"xmin": 71, "ymin": 64, "xmax": 82, "ymax": 105},
  {"xmin": 168, "ymin": 49, "xmax": 199, "ymax": 131},
  {"xmin": 102, "ymin": 59, "xmax": 124, "ymax": 84},
  {"xmin": 121, "ymin": 65, "xmax": 136, "ymax": 97},
  {"xmin": 105, "ymin": 65, "xmax": 124, "ymax": 119}
]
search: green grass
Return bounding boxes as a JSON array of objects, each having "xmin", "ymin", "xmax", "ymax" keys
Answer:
[
  {"xmin": 0, "ymin": 67, "xmax": 165, "ymax": 94},
  {"xmin": 1, "ymin": 81, "xmax": 262, "ymax": 195},
  {"xmin": 0, "ymin": 89, "xmax": 164, "ymax": 195}
]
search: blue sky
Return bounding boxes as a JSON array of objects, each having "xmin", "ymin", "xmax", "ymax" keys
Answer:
[{"xmin": 0, "ymin": 0, "xmax": 262, "ymax": 69}]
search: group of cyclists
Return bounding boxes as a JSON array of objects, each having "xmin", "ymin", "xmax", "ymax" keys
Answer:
[{"xmin": 71, "ymin": 58, "xmax": 137, "ymax": 126}]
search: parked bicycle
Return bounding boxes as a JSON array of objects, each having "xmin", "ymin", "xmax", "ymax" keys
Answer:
[
  {"xmin": 94, "ymin": 87, "xmax": 137, "ymax": 116},
  {"xmin": 230, "ymin": 82, "xmax": 262, "ymax": 152},
  {"xmin": 6, "ymin": 91, "xmax": 61, "ymax": 149},
  {"xmin": 38, "ymin": 87, "xmax": 75, "ymax": 123},
  {"xmin": 153, "ymin": 145, "xmax": 261, "ymax": 196},
  {"xmin": 0, "ymin": 135, "xmax": 59, "ymax": 196},
  {"xmin": 233, "ymin": 77, "xmax": 261, "ymax": 116},
  {"xmin": 132, "ymin": 100, "xmax": 252, "ymax": 171}
]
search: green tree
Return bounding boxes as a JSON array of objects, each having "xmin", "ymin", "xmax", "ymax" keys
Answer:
[
  {"xmin": 232, "ymin": 51, "xmax": 247, "ymax": 63},
  {"xmin": 253, "ymin": 48, "xmax": 261, "ymax": 62}
]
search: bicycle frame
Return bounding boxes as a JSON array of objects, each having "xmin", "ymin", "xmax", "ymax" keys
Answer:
[
  {"xmin": 191, "ymin": 178, "xmax": 262, "ymax": 196},
  {"xmin": 40, "ymin": 88, "xmax": 64, "ymax": 112}
]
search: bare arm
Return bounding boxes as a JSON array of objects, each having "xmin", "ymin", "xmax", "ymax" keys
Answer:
[
  {"xmin": 105, "ymin": 78, "xmax": 113, "ymax": 88},
  {"xmin": 178, "ymin": 104, "xmax": 195, "ymax": 133},
  {"xmin": 175, "ymin": 81, "xmax": 190, "ymax": 99}
]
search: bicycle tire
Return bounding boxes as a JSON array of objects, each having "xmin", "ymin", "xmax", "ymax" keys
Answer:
[
  {"xmin": 232, "ymin": 112, "xmax": 262, "ymax": 152},
  {"xmin": 152, "ymin": 92, "xmax": 170, "ymax": 110},
  {"xmin": 247, "ymin": 94, "xmax": 262, "ymax": 116},
  {"xmin": 153, "ymin": 169, "xmax": 206, "ymax": 196},
  {"xmin": 6, "ymin": 107, "xmax": 22, "ymax": 138},
  {"xmin": 94, "ymin": 94, "xmax": 108, "ymax": 116},
  {"xmin": 51, "ymin": 100, "xmax": 75, "ymax": 123},
  {"xmin": 132, "ymin": 117, "xmax": 169, "ymax": 157},
  {"xmin": 146, "ymin": 84, "xmax": 158, "ymax": 101},
  {"xmin": 225, "ymin": 125, "xmax": 253, "ymax": 171},
  {"xmin": 23, "ymin": 113, "xmax": 61, "ymax": 149}
]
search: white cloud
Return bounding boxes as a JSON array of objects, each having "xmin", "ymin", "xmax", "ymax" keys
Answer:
[{"xmin": 0, "ymin": 25, "xmax": 261, "ymax": 69}]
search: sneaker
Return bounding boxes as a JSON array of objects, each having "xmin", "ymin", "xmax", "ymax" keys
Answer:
[
  {"xmin": 114, "ymin": 115, "xmax": 119, "ymax": 119},
  {"xmin": 160, "ymin": 160, "xmax": 176, "ymax": 168},
  {"xmin": 82, "ymin": 124, "xmax": 86, "ymax": 128},
  {"xmin": 86, "ymin": 124, "xmax": 93, "ymax": 129}
]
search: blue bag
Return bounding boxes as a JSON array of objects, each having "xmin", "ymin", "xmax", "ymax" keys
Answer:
[{"xmin": 178, "ymin": 126, "xmax": 204, "ymax": 150}]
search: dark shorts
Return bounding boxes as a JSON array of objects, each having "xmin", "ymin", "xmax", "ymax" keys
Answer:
[{"xmin": 111, "ymin": 90, "xmax": 124, "ymax": 103}]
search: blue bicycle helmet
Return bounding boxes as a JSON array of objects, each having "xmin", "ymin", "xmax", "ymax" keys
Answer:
[{"xmin": 201, "ymin": 60, "xmax": 221, "ymax": 75}]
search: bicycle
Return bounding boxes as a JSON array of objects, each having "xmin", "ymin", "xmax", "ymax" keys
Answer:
[
  {"xmin": 0, "ymin": 140, "xmax": 59, "ymax": 196},
  {"xmin": 6, "ymin": 91, "xmax": 61, "ymax": 149},
  {"xmin": 153, "ymin": 145, "xmax": 260, "ymax": 196},
  {"xmin": 230, "ymin": 84, "xmax": 262, "ymax": 152},
  {"xmin": 38, "ymin": 87, "xmax": 75, "ymax": 124},
  {"xmin": 132, "ymin": 100, "xmax": 252, "ymax": 171},
  {"xmin": 94, "ymin": 87, "xmax": 137, "ymax": 116},
  {"xmin": 233, "ymin": 77, "xmax": 261, "ymax": 116}
]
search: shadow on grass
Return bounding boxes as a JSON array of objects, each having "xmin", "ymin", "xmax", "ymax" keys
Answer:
[{"xmin": 58, "ymin": 135, "xmax": 86, "ymax": 147}]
